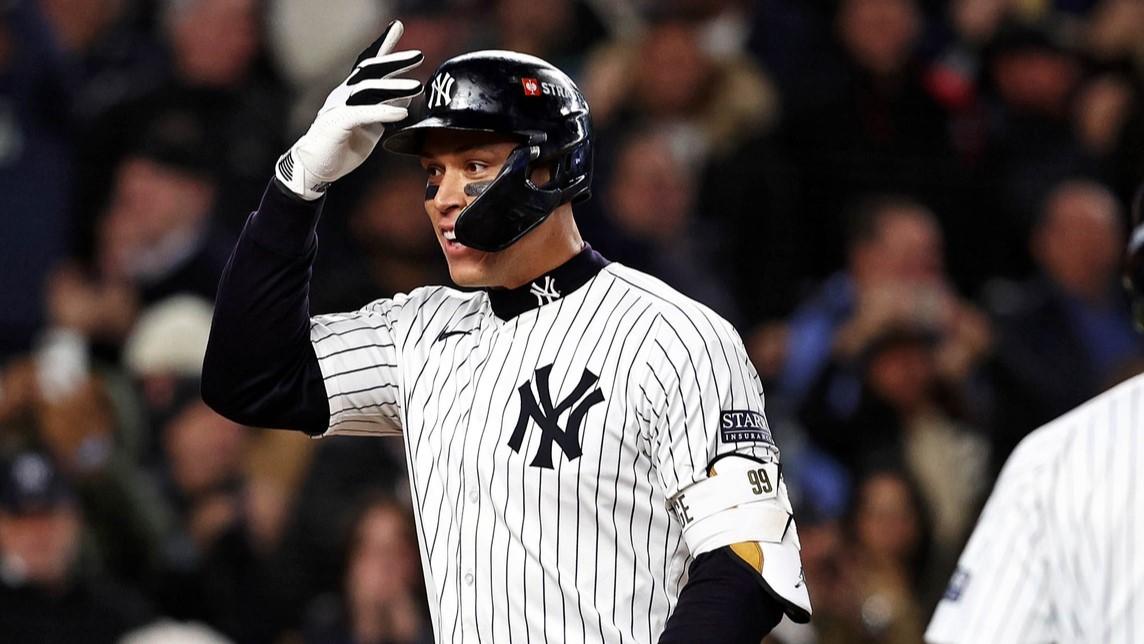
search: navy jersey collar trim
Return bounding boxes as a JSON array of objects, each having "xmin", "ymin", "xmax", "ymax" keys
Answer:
[{"xmin": 485, "ymin": 244, "xmax": 609, "ymax": 319}]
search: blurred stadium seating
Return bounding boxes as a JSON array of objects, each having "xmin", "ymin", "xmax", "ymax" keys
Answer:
[{"xmin": 2, "ymin": 0, "xmax": 1143, "ymax": 641}]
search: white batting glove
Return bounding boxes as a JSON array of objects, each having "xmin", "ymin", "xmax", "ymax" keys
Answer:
[{"xmin": 275, "ymin": 20, "xmax": 423, "ymax": 200}]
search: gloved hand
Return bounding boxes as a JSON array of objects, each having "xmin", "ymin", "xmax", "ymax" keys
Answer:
[{"xmin": 275, "ymin": 20, "xmax": 423, "ymax": 200}]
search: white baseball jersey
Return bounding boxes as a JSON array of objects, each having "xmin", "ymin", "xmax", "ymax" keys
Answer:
[
  {"xmin": 926, "ymin": 373, "xmax": 1144, "ymax": 643},
  {"xmin": 307, "ymin": 248, "xmax": 808, "ymax": 643}
]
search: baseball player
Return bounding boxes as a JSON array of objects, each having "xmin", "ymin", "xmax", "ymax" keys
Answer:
[
  {"xmin": 925, "ymin": 187, "xmax": 1144, "ymax": 643},
  {"xmin": 201, "ymin": 21, "xmax": 811, "ymax": 643}
]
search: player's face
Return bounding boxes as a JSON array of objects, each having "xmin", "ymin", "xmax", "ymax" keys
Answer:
[
  {"xmin": 0, "ymin": 507, "xmax": 82, "ymax": 588},
  {"xmin": 419, "ymin": 130, "xmax": 520, "ymax": 287}
]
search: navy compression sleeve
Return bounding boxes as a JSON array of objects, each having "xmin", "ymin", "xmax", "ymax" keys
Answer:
[
  {"xmin": 200, "ymin": 179, "xmax": 330, "ymax": 434},
  {"xmin": 658, "ymin": 547, "xmax": 786, "ymax": 644}
]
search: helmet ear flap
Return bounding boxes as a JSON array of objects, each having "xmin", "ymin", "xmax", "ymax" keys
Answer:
[{"xmin": 561, "ymin": 136, "xmax": 593, "ymax": 204}]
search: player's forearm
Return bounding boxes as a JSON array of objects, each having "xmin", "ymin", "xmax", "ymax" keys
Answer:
[
  {"xmin": 200, "ymin": 178, "xmax": 330, "ymax": 433},
  {"xmin": 658, "ymin": 548, "xmax": 785, "ymax": 644}
]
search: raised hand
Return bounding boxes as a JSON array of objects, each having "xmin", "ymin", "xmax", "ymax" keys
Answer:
[{"xmin": 276, "ymin": 20, "xmax": 424, "ymax": 200}]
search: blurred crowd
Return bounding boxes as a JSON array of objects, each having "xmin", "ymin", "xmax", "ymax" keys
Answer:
[{"xmin": 2, "ymin": 0, "xmax": 1143, "ymax": 642}]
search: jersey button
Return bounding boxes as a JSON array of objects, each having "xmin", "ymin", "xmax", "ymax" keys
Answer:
[
  {"xmin": 464, "ymin": 571, "xmax": 474, "ymax": 586},
  {"xmin": 468, "ymin": 490, "xmax": 478, "ymax": 504}
]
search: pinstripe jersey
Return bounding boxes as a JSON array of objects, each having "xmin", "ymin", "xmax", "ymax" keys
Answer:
[
  {"xmin": 926, "ymin": 374, "xmax": 1144, "ymax": 643},
  {"xmin": 307, "ymin": 247, "xmax": 790, "ymax": 643}
]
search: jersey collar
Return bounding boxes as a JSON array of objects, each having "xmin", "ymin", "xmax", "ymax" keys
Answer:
[{"xmin": 485, "ymin": 244, "xmax": 609, "ymax": 319}]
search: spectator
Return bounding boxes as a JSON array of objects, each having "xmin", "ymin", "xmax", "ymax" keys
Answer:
[
  {"xmin": 1072, "ymin": 67, "xmax": 1144, "ymax": 203},
  {"xmin": 98, "ymin": 110, "xmax": 231, "ymax": 305},
  {"xmin": 76, "ymin": 0, "xmax": 287, "ymax": 238},
  {"xmin": 311, "ymin": 164, "xmax": 450, "ymax": 315},
  {"xmin": 592, "ymin": 127, "xmax": 740, "ymax": 322},
  {"xmin": 777, "ymin": 196, "xmax": 991, "ymax": 409},
  {"xmin": 1083, "ymin": 0, "xmax": 1144, "ymax": 66},
  {"xmin": 120, "ymin": 619, "xmax": 234, "ymax": 644},
  {"xmin": 274, "ymin": 437, "xmax": 407, "ymax": 613},
  {"xmin": 0, "ymin": 1, "xmax": 74, "ymax": 359},
  {"xmin": 304, "ymin": 495, "xmax": 432, "ymax": 644},
  {"xmin": 583, "ymin": 15, "xmax": 777, "ymax": 167},
  {"xmin": 266, "ymin": 0, "xmax": 397, "ymax": 135},
  {"xmin": 154, "ymin": 401, "xmax": 289, "ymax": 643},
  {"xmin": 780, "ymin": 0, "xmax": 965, "ymax": 280},
  {"xmin": 0, "ymin": 450, "xmax": 152, "ymax": 643},
  {"xmin": 977, "ymin": 21, "xmax": 1094, "ymax": 277},
  {"xmin": 487, "ymin": 0, "xmax": 607, "ymax": 74},
  {"xmin": 770, "ymin": 501, "xmax": 844, "ymax": 644},
  {"xmin": 989, "ymin": 179, "xmax": 1144, "ymax": 462},
  {"xmin": 828, "ymin": 467, "xmax": 931, "ymax": 644},
  {"xmin": 0, "ymin": 342, "xmax": 174, "ymax": 586},
  {"xmin": 36, "ymin": 0, "xmax": 167, "ymax": 126},
  {"xmin": 45, "ymin": 108, "xmax": 233, "ymax": 354},
  {"xmin": 664, "ymin": 0, "xmax": 756, "ymax": 61},
  {"xmin": 395, "ymin": 2, "xmax": 478, "ymax": 73},
  {"xmin": 800, "ymin": 324, "xmax": 990, "ymax": 561},
  {"xmin": 123, "ymin": 295, "xmax": 216, "ymax": 442}
]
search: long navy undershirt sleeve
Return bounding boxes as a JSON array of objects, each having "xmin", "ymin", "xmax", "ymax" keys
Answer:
[
  {"xmin": 201, "ymin": 179, "xmax": 330, "ymax": 434},
  {"xmin": 658, "ymin": 548, "xmax": 786, "ymax": 644}
]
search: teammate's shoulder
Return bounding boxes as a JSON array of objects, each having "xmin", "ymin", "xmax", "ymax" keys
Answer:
[
  {"xmin": 1008, "ymin": 373, "xmax": 1144, "ymax": 475},
  {"xmin": 603, "ymin": 263, "xmax": 740, "ymax": 340}
]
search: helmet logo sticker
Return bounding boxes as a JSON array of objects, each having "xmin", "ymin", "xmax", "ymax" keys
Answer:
[
  {"xmin": 521, "ymin": 77, "xmax": 542, "ymax": 97},
  {"xmin": 428, "ymin": 72, "xmax": 456, "ymax": 109}
]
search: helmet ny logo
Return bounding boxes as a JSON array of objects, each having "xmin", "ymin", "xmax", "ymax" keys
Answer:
[
  {"xmin": 529, "ymin": 276, "xmax": 561, "ymax": 306},
  {"xmin": 508, "ymin": 365, "xmax": 605, "ymax": 469},
  {"xmin": 429, "ymin": 72, "xmax": 456, "ymax": 109}
]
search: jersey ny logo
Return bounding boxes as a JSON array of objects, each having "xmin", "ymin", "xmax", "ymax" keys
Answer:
[
  {"xmin": 529, "ymin": 276, "xmax": 561, "ymax": 306},
  {"xmin": 508, "ymin": 365, "xmax": 604, "ymax": 469},
  {"xmin": 428, "ymin": 72, "xmax": 456, "ymax": 109}
]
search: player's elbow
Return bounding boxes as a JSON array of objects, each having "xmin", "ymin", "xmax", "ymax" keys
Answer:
[
  {"xmin": 200, "ymin": 361, "xmax": 245, "ymax": 423},
  {"xmin": 200, "ymin": 318, "xmax": 256, "ymax": 413},
  {"xmin": 201, "ymin": 342, "xmax": 331, "ymax": 434},
  {"xmin": 199, "ymin": 374, "xmax": 278, "ymax": 430},
  {"xmin": 200, "ymin": 340, "xmax": 257, "ymax": 424}
]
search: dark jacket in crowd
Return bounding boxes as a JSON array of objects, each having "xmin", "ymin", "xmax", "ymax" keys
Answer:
[
  {"xmin": 989, "ymin": 277, "xmax": 1144, "ymax": 465},
  {"xmin": 0, "ymin": 575, "xmax": 152, "ymax": 644}
]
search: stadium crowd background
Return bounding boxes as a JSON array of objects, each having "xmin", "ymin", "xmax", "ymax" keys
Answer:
[{"xmin": 2, "ymin": 0, "xmax": 1143, "ymax": 641}]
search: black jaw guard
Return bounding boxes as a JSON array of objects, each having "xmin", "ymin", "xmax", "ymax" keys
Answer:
[{"xmin": 454, "ymin": 137, "xmax": 591, "ymax": 252}]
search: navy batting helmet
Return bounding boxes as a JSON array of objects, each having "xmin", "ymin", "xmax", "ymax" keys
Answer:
[{"xmin": 383, "ymin": 50, "xmax": 592, "ymax": 252}]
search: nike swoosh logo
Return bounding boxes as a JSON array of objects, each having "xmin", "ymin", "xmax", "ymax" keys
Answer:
[{"xmin": 436, "ymin": 329, "xmax": 473, "ymax": 343}]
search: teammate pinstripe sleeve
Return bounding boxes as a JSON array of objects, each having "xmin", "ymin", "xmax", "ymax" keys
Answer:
[
  {"xmin": 927, "ymin": 374, "xmax": 1144, "ymax": 643},
  {"xmin": 925, "ymin": 446, "xmax": 1055, "ymax": 642}
]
